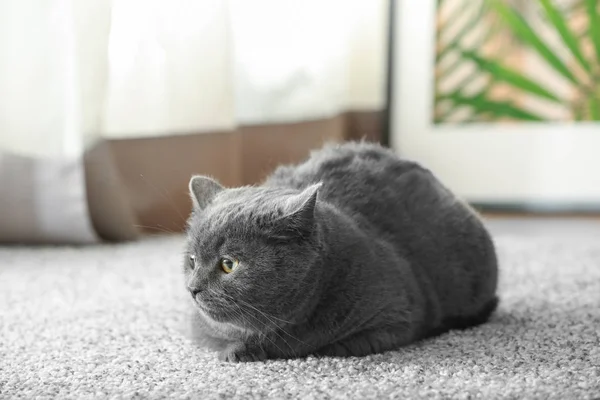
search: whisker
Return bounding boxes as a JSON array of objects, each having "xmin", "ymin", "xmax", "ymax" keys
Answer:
[
  {"xmin": 133, "ymin": 224, "xmax": 176, "ymax": 234},
  {"xmin": 157, "ymin": 224, "xmax": 178, "ymax": 233},
  {"xmin": 221, "ymin": 292, "xmax": 307, "ymax": 357},
  {"xmin": 235, "ymin": 303, "xmax": 294, "ymax": 358},
  {"xmin": 233, "ymin": 297, "xmax": 313, "ymax": 350},
  {"xmin": 219, "ymin": 292, "xmax": 291, "ymax": 356},
  {"xmin": 139, "ymin": 174, "xmax": 187, "ymax": 224},
  {"xmin": 236, "ymin": 298, "xmax": 295, "ymax": 324},
  {"xmin": 225, "ymin": 298, "xmax": 287, "ymax": 356}
]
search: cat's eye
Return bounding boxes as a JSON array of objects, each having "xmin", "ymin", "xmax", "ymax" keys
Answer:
[
  {"xmin": 220, "ymin": 257, "xmax": 238, "ymax": 274},
  {"xmin": 188, "ymin": 254, "xmax": 196, "ymax": 270}
]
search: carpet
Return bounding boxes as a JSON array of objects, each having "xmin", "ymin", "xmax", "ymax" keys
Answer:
[{"xmin": 1, "ymin": 227, "xmax": 599, "ymax": 399}]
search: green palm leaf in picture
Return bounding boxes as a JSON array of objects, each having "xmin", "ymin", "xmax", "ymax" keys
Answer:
[
  {"xmin": 434, "ymin": 0, "xmax": 600, "ymax": 123},
  {"xmin": 461, "ymin": 50, "xmax": 562, "ymax": 103},
  {"xmin": 588, "ymin": 0, "xmax": 600, "ymax": 64},
  {"xmin": 439, "ymin": 91, "xmax": 546, "ymax": 121},
  {"xmin": 538, "ymin": 0, "xmax": 590, "ymax": 73}
]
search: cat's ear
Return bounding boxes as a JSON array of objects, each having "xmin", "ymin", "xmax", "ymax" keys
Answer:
[
  {"xmin": 275, "ymin": 183, "xmax": 322, "ymax": 238},
  {"xmin": 189, "ymin": 175, "xmax": 224, "ymax": 211}
]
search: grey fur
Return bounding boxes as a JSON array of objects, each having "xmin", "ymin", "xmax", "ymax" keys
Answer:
[
  {"xmin": 189, "ymin": 175, "xmax": 224, "ymax": 210},
  {"xmin": 184, "ymin": 142, "xmax": 499, "ymax": 362}
]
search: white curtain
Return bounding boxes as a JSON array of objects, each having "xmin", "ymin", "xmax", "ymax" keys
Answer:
[
  {"xmin": 102, "ymin": 0, "xmax": 386, "ymax": 137},
  {"xmin": 0, "ymin": 0, "xmax": 386, "ymax": 243},
  {"xmin": 0, "ymin": 0, "xmax": 111, "ymax": 243}
]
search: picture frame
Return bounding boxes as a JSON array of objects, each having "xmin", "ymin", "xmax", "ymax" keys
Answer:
[{"xmin": 389, "ymin": 0, "xmax": 600, "ymax": 211}]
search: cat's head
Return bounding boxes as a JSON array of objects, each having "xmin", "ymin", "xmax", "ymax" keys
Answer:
[{"xmin": 184, "ymin": 175, "xmax": 323, "ymax": 333}]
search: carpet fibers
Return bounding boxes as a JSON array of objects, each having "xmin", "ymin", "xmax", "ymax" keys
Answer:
[{"xmin": 1, "ymin": 232, "xmax": 599, "ymax": 399}]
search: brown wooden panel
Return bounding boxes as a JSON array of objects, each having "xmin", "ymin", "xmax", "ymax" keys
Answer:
[
  {"xmin": 343, "ymin": 110, "xmax": 383, "ymax": 143},
  {"xmin": 107, "ymin": 111, "xmax": 383, "ymax": 233},
  {"xmin": 84, "ymin": 141, "xmax": 139, "ymax": 241},
  {"xmin": 109, "ymin": 131, "xmax": 241, "ymax": 233},
  {"xmin": 239, "ymin": 115, "xmax": 346, "ymax": 185}
]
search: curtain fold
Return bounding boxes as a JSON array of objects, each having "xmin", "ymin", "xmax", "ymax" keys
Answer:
[
  {"xmin": 0, "ymin": 0, "xmax": 118, "ymax": 243},
  {"xmin": 0, "ymin": 0, "xmax": 386, "ymax": 243}
]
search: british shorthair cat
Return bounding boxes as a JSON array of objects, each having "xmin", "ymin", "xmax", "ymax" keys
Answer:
[{"xmin": 183, "ymin": 142, "xmax": 498, "ymax": 362}]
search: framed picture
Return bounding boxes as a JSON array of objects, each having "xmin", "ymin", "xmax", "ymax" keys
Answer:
[{"xmin": 391, "ymin": 0, "xmax": 600, "ymax": 209}]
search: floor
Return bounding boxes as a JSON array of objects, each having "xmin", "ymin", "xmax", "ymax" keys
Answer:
[
  {"xmin": 1, "ymin": 218, "xmax": 599, "ymax": 399},
  {"xmin": 485, "ymin": 216, "xmax": 600, "ymax": 238}
]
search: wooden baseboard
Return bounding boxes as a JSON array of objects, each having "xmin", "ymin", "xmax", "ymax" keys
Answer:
[
  {"xmin": 473, "ymin": 202, "xmax": 600, "ymax": 218},
  {"xmin": 107, "ymin": 111, "xmax": 383, "ymax": 233}
]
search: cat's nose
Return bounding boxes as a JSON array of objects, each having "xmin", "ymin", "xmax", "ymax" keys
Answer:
[{"xmin": 188, "ymin": 285, "xmax": 201, "ymax": 299}]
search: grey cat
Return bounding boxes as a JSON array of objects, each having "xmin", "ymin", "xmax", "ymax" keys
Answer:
[{"xmin": 184, "ymin": 142, "xmax": 498, "ymax": 362}]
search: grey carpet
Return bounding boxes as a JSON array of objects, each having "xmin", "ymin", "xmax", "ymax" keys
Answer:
[{"xmin": 1, "ymin": 230, "xmax": 599, "ymax": 399}]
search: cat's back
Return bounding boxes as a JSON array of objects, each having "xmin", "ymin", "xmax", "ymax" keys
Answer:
[
  {"xmin": 264, "ymin": 141, "xmax": 491, "ymax": 261},
  {"xmin": 265, "ymin": 141, "xmax": 431, "ymax": 225},
  {"xmin": 266, "ymin": 142, "xmax": 489, "ymax": 257},
  {"xmin": 265, "ymin": 142, "xmax": 418, "ymax": 211},
  {"xmin": 266, "ymin": 142, "xmax": 498, "ymax": 325}
]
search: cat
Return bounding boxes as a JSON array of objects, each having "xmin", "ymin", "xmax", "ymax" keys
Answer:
[{"xmin": 183, "ymin": 141, "xmax": 499, "ymax": 362}]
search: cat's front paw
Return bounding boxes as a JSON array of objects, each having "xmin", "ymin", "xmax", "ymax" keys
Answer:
[{"xmin": 219, "ymin": 343, "xmax": 267, "ymax": 363}]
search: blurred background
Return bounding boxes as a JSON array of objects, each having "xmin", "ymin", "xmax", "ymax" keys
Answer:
[
  {"xmin": 0, "ymin": 0, "xmax": 599, "ymax": 244},
  {"xmin": 394, "ymin": 0, "xmax": 600, "ymax": 209}
]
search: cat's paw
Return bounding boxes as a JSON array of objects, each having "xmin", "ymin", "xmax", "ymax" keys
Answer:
[
  {"xmin": 314, "ymin": 341, "xmax": 355, "ymax": 357},
  {"xmin": 219, "ymin": 343, "xmax": 267, "ymax": 363}
]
